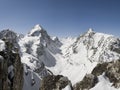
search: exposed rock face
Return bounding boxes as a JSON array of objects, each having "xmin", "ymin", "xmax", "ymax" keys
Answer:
[
  {"xmin": 92, "ymin": 62, "xmax": 108, "ymax": 76},
  {"xmin": 92, "ymin": 60, "xmax": 120, "ymax": 88},
  {"xmin": 40, "ymin": 75, "xmax": 72, "ymax": 90},
  {"xmin": 105, "ymin": 60, "xmax": 120, "ymax": 88},
  {"xmin": 12, "ymin": 53, "xmax": 23, "ymax": 90},
  {"xmin": 74, "ymin": 60, "xmax": 120, "ymax": 90},
  {"xmin": 0, "ymin": 29, "xmax": 23, "ymax": 90},
  {"xmin": 110, "ymin": 38, "xmax": 120, "ymax": 54},
  {"xmin": 0, "ymin": 29, "xmax": 19, "ymax": 49},
  {"xmin": 73, "ymin": 74, "xmax": 98, "ymax": 90},
  {"xmin": 28, "ymin": 24, "xmax": 51, "ymax": 44}
]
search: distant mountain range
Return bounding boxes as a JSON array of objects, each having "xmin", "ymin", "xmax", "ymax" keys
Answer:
[{"xmin": 0, "ymin": 24, "xmax": 120, "ymax": 90}]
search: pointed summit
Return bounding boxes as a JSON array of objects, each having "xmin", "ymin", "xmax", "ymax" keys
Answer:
[
  {"xmin": 28, "ymin": 24, "xmax": 45, "ymax": 36},
  {"xmin": 33, "ymin": 24, "xmax": 42, "ymax": 30},
  {"xmin": 88, "ymin": 28, "xmax": 94, "ymax": 33},
  {"xmin": 85, "ymin": 28, "xmax": 95, "ymax": 35},
  {"xmin": 27, "ymin": 24, "xmax": 52, "ymax": 43}
]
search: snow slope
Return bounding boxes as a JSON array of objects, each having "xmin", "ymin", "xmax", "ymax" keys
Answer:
[
  {"xmin": 90, "ymin": 74, "xmax": 120, "ymax": 90},
  {"xmin": 47, "ymin": 29, "xmax": 120, "ymax": 85},
  {"xmin": 18, "ymin": 25, "xmax": 120, "ymax": 90}
]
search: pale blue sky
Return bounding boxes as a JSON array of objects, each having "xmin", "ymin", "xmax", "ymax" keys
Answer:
[{"xmin": 0, "ymin": 0, "xmax": 120, "ymax": 37}]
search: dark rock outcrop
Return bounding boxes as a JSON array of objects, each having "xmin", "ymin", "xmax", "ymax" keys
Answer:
[
  {"xmin": 74, "ymin": 60, "xmax": 120, "ymax": 90},
  {"xmin": 40, "ymin": 75, "xmax": 72, "ymax": 90},
  {"xmin": 109, "ymin": 39, "xmax": 120, "ymax": 54},
  {"xmin": 12, "ymin": 53, "xmax": 23, "ymax": 90},
  {"xmin": 92, "ymin": 60, "xmax": 120, "ymax": 88},
  {"xmin": 105, "ymin": 60, "xmax": 120, "ymax": 88},
  {"xmin": 92, "ymin": 62, "xmax": 108, "ymax": 76}
]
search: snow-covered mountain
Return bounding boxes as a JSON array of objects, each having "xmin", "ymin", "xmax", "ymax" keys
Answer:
[{"xmin": 0, "ymin": 25, "xmax": 120, "ymax": 90}]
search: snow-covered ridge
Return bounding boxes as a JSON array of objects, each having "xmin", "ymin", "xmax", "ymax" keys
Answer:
[
  {"xmin": 19, "ymin": 25, "xmax": 120, "ymax": 89},
  {"xmin": 65, "ymin": 29, "xmax": 120, "ymax": 63},
  {"xmin": 1, "ymin": 25, "xmax": 120, "ymax": 90},
  {"xmin": 20, "ymin": 25, "xmax": 120, "ymax": 84},
  {"xmin": 28, "ymin": 24, "xmax": 43, "ymax": 36}
]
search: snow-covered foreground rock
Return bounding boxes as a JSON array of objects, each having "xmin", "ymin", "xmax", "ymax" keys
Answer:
[{"xmin": 0, "ymin": 25, "xmax": 120, "ymax": 90}]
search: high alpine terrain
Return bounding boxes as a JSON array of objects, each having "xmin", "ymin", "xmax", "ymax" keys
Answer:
[{"xmin": 0, "ymin": 24, "xmax": 120, "ymax": 90}]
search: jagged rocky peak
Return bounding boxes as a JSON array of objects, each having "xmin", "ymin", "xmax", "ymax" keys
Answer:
[
  {"xmin": 76, "ymin": 28, "xmax": 95, "ymax": 42},
  {"xmin": 87, "ymin": 28, "xmax": 94, "ymax": 33},
  {"xmin": 74, "ymin": 28, "xmax": 95, "ymax": 46},
  {"xmin": 34, "ymin": 24, "xmax": 42, "ymax": 30},
  {"xmin": 28, "ymin": 24, "xmax": 48, "ymax": 37},
  {"xmin": 28, "ymin": 24, "xmax": 42, "ymax": 36},
  {"xmin": 27, "ymin": 24, "xmax": 52, "ymax": 43},
  {"xmin": 84, "ymin": 28, "xmax": 95, "ymax": 37},
  {"xmin": 51, "ymin": 36, "xmax": 62, "ymax": 46},
  {"xmin": 0, "ymin": 29, "xmax": 20, "ymax": 50},
  {"xmin": 65, "ymin": 28, "xmax": 120, "ymax": 64},
  {"xmin": 0, "ymin": 29, "xmax": 18, "ymax": 40}
]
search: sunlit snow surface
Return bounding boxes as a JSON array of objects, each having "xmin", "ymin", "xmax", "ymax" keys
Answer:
[
  {"xmin": 0, "ymin": 40, "xmax": 5, "ymax": 51},
  {"xmin": 18, "ymin": 27, "xmax": 120, "ymax": 90},
  {"xmin": 62, "ymin": 85, "xmax": 71, "ymax": 90},
  {"xmin": 90, "ymin": 74, "xmax": 120, "ymax": 90}
]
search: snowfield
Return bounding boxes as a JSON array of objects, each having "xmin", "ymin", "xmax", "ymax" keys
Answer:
[{"xmin": 18, "ymin": 25, "xmax": 120, "ymax": 90}]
